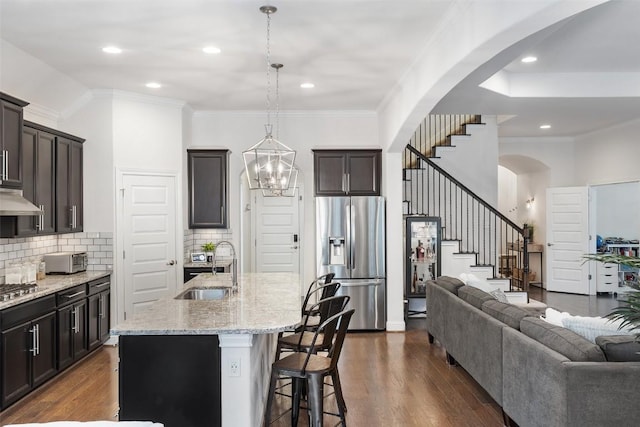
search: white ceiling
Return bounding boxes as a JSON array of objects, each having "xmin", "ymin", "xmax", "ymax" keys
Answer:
[{"xmin": 2, "ymin": 0, "xmax": 640, "ymax": 140}]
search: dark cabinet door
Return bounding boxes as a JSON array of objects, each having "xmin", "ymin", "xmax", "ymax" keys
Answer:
[
  {"xmin": 57, "ymin": 305, "xmax": 73, "ymax": 370},
  {"xmin": 99, "ymin": 291, "xmax": 111, "ymax": 344},
  {"xmin": 72, "ymin": 300, "xmax": 88, "ymax": 361},
  {"xmin": 88, "ymin": 293, "xmax": 101, "ymax": 350},
  {"xmin": 1, "ymin": 322, "xmax": 31, "ymax": 407},
  {"xmin": 31, "ymin": 312, "xmax": 57, "ymax": 387},
  {"xmin": 188, "ymin": 150, "xmax": 228, "ymax": 228},
  {"xmin": 0, "ymin": 95, "xmax": 27, "ymax": 189},
  {"xmin": 346, "ymin": 151, "xmax": 381, "ymax": 195},
  {"xmin": 314, "ymin": 152, "xmax": 347, "ymax": 195},
  {"xmin": 56, "ymin": 137, "xmax": 83, "ymax": 233},
  {"xmin": 17, "ymin": 126, "xmax": 56, "ymax": 236},
  {"xmin": 313, "ymin": 150, "xmax": 381, "ymax": 196}
]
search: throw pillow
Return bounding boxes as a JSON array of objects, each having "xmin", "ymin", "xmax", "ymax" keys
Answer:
[
  {"xmin": 561, "ymin": 315, "xmax": 636, "ymax": 343},
  {"xmin": 540, "ymin": 307, "xmax": 571, "ymax": 327},
  {"xmin": 595, "ymin": 335, "xmax": 640, "ymax": 362},
  {"xmin": 489, "ymin": 288, "xmax": 509, "ymax": 303}
]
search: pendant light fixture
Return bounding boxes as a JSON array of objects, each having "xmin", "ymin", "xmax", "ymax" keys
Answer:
[
  {"xmin": 262, "ymin": 63, "xmax": 298, "ymax": 197},
  {"xmin": 243, "ymin": 5, "xmax": 296, "ymax": 195}
]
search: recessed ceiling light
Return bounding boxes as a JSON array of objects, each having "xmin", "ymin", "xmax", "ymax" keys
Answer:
[
  {"xmin": 300, "ymin": 82, "xmax": 315, "ymax": 89},
  {"xmin": 539, "ymin": 124, "xmax": 551, "ymax": 129},
  {"xmin": 521, "ymin": 56, "xmax": 537, "ymax": 63},
  {"xmin": 202, "ymin": 46, "xmax": 221, "ymax": 54},
  {"xmin": 102, "ymin": 46, "xmax": 122, "ymax": 54},
  {"xmin": 146, "ymin": 82, "xmax": 162, "ymax": 89}
]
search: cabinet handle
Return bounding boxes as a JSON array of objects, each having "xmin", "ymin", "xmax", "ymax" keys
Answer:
[
  {"xmin": 347, "ymin": 173, "xmax": 350, "ymax": 192},
  {"xmin": 65, "ymin": 290, "xmax": 85, "ymax": 299},
  {"xmin": 37, "ymin": 205, "xmax": 44, "ymax": 231},
  {"xmin": 30, "ymin": 325, "xmax": 38, "ymax": 356},
  {"xmin": 35, "ymin": 324, "xmax": 40, "ymax": 356},
  {"xmin": 342, "ymin": 174, "xmax": 346, "ymax": 192},
  {"xmin": 221, "ymin": 206, "xmax": 224, "ymax": 223},
  {"xmin": 72, "ymin": 307, "xmax": 80, "ymax": 334},
  {"xmin": 3, "ymin": 150, "xmax": 8, "ymax": 180},
  {"xmin": 99, "ymin": 295, "xmax": 104, "ymax": 318},
  {"xmin": 72, "ymin": 205, "xmax": 77, "ymax": 229}
]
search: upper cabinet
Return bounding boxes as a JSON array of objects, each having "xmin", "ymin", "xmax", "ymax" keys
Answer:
[
  {"xmin": 313, "ymin": 149, "xmax": 381, "ymax": 196},
  {"xmin": 0, "ymin": 92, "xmax": 29, "ymax": 189},
  {"xmin": 188, "ymin": 149, "xmax": 228, "ymax": 229},
  {"xmin": 56, "ymin": 135, "xmax": 84, "ymax": 233},
  {"xmin": 16, "ymin": 123, "xmax": 57, "ymax": 236}
]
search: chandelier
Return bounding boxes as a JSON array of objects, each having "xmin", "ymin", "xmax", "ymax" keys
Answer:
[
  {"xmin": 243, "ymin": 5, "xmax": 296, "ymax": 195},
  {"xmin": 262, "ymin": 63, "xmax": 298, "ymax": 197}
]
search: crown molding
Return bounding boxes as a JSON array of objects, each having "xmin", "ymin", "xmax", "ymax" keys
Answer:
[{"xmin": 193, "ymin": 110, "xmax": 376, "ymax": 119}]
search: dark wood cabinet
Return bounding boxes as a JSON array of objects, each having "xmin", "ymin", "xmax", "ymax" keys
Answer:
[
  {"xmin": 183, "ymin": 266, "xmax": 226, "ymax": 283},
  {"xmin": 188, "ymin": 149, "xmax": 228, "ymax": 229},
  {"xmin": 15, "ymin": 123, "xmax": 57, "ymax": 236},
  {"xmin": 57, "ymin": 285, "xmax": 88, "ymax": 371},
  {"xmin": 313, "ymin": 149, "xmax": 381, "ymax": 196},
  {"xmin": 88, "ymin": 277, "xmax": 111, "ymax": 351},
  {"xmin": 1, "ymin": 296, "xmax": 57, "ymax": 409},
  {"xmin": 0, "ymin": 92, "xmax": 29, "ymax": 189},
  {"xmin": 56, "ymin": 136, "xmax": 84, "ymax": 233}
]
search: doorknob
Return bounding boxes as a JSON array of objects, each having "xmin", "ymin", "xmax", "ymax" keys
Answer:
[
  {"xmin": 291, "ymin": 246, "xmax": 298, "ymax": 249},
  {"xmin": 167, "ymin": 260, "xmax": 176, "ymax": 265},
  {"xmin": 547, "ymin": 243, "xmax": 554, "ymax": 246}
]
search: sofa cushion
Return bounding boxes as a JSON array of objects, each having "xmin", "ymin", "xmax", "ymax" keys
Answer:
[
  {"xmin": 520, "ymin": 317, "xmax": 606, "ymax": 362},
  {"xmin": 458, "ymin": 285, "xmax": 494, "ymax": 309},
  {"xmin": 482, "ymin": 300, "xmax": 531, "ymax": 330},
  {"xmin": 595, "ymin": 335, "xmax": 640, "ymax": 361},
  {"xmin": 435, "ymin": 276, "xmax": 465, "ymax": 295}
]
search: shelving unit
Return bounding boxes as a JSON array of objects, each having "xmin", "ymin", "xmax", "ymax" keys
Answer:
[{"xmin": 405, "ymin": 216, "xmax": 440, "ymax": 317}]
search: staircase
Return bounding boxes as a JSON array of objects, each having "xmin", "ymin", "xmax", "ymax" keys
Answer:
[{"xmin": 403, "ymin": 114, "xmax": 531, "ymax": 291}]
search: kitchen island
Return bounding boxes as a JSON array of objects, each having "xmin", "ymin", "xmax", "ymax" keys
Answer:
[{"xmin": 111, "ymin": 272, "xmax": 301, "ymax": 427}]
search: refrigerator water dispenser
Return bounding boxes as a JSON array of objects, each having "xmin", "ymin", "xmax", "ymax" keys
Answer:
[{"xmin": 329, "ymin": 236, "xmax": 346, "ymax": 265}]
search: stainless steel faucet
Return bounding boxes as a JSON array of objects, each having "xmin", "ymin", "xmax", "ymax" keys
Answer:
[{"xmin": 212, "ymin": 240, "xmax": 238, "ymax": 291}]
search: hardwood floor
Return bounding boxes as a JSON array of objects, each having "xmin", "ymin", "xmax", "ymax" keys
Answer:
[
  {"xmin": 0, "ymin": 325, "xmax": 503, "ymax": 427},
  {"xmin": 0, "ymin": 289, "xmax": 620, "ymax": 426}
]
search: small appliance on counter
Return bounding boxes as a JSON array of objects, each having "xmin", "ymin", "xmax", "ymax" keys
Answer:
[{"xmin": 43, "ymin": 251, "xmax": 88, "ymax": 274}]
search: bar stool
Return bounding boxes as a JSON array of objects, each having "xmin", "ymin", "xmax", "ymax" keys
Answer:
[
  {"xmin": 264, "ymin": 308, "xmax": 355, "ymax": 427},
  {"xmin": 302, "ymin": 273, "xmax": 336, "ymax": 317},
  {"xmin": 276, "ymin": 295, "xmax": 351, "ymax": 360}
]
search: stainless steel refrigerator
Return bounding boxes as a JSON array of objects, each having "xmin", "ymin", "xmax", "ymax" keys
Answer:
[{"xmin": 316, "ymin": 196, "xmax": 386, "ymax": 330}]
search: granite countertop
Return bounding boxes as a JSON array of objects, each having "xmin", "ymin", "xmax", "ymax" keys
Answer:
[
  {"xmin": 0, "ymin": 271, "xmax": 112, "ymax": 310},
  {"xmin": 111, "ymin": 272, "xmax": 301, "ymax": 336}
]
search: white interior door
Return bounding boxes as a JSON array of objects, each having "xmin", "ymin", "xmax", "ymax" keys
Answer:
[
  {"xmin": 546, "ymin": 186, "xmax": 591, "ymax": 294},
  {"xmin": 251, "ymin": 191, "xmax": 300, "ymax": 273},
  {"xmin": 122, "ymin": 174, "xmax": 178, "ymax": 319}
]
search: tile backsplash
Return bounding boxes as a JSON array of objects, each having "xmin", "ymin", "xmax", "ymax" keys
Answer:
[
  {"xmin": 0, "ymin": 232, "xmax": 113, "ymax": 284},
  {"xmin": 184, "ymin": 229, "xmax": 234, "ymax": 262}
]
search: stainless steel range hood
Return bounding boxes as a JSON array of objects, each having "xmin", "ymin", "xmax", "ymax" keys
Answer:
[{"xmin": 0, "ymin": 188, "xmax": 43, "ymax": 216}]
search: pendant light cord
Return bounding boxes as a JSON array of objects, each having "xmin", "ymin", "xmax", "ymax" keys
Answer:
[{"xmin": 266, "ymin": 10, "xmax": 272, "ymax": 130}]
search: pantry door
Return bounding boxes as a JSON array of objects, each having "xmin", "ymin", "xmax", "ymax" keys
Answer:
[
  {"xmin": 250, "ymin": 190, "xmax": 301, "ymax": 274},
  {"xmin": 119, "ymin": 172, "xmax": 179, "ymax": 322},
  {"xmin": 546, "ymin": 186, "xmax": 591, "ymax": 294}
]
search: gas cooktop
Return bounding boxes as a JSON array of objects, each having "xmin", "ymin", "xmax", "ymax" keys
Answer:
[{"xmin": 0, "ymin": 283, "xmax": 39, "ymax": 302}]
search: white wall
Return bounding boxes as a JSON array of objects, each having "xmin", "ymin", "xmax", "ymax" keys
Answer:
[
  {"xmin": 592, "ymin": 182, "xmax": 640, "ymax": 240},
  {"xmin": 574, "ymin": 118, "xmax": 640, "ymax": 186},
  {"xmin": 498, "ymin": 166, "xmax": 518, "ymax": 223},
  {"xmin": 433, "ymin": 116, "xmax": 499, "ymax": 205}
]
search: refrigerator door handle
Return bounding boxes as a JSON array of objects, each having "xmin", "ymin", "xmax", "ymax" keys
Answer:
[{"xmin": 350, "ymin": 201, "xmax": 356, "ymax": 271}]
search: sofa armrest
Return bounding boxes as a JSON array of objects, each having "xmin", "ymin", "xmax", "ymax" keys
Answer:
[{"xmin": 503, "ymin": 326, "xmax": 640, "ymax": 427}]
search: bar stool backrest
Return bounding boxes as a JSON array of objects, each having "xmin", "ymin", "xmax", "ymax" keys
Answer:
[
  {"xmin": 300, "ymin": 295, "xmax": 350, "ymax": 348},
  {"xmin": 302, "ymin": 281, "xmax": 340, "ymax": 316},
  {"xmin": 301, "ymin": 308, "xmax": 355, "ymax": 375}
]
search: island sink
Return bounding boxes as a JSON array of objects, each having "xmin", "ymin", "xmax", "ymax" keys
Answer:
[{"xmin": 175, "ymin": 287, "xmax": 230, "ymax": 300}]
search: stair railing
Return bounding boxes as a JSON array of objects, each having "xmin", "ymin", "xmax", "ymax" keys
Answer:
[{"xmin": 404, "ymin": 144, "xmax": 531, "ymax": 290}]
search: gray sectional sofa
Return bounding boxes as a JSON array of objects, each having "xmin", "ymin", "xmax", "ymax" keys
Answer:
[{"xmin": 425, "ymin": 276, "xmax": 640, "ymax": 427}]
